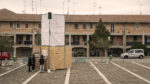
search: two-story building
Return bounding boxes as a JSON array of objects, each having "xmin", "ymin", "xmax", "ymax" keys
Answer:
[
  {"xmin": 0, "ymin": 9, "xmax": 41, "ymax": 57},
  {"xmin": 65, "ymin": 15, "xmax": 150, "ymax": 57},
  {"xmin": 1, "ymin": 9, "xmax": 150, "ymax": 57}
]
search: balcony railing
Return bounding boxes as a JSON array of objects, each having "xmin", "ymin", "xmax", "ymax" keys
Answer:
[
  {"xmin": 16, "ymin": 40, "xmax": 22, "ymax": 44},
  {"xmin": 126, "ymin": 42, "xmax": 142, "ymax": 46},
  {"xmin": 24, "ymin": 41, "xmax": 32, "ymax": 45},
  {"xmin": 16, "ymin": 40, "xmax": 32, "ymax": 45},
  {"xmin": 145, "ymin": 42, "xmax": 150, "ymax": 45},
  {"xmin": 72, "ymin": 42, "xmax": 79, "ymax": 45}
]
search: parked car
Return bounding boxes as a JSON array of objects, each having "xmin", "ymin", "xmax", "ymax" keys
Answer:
[
  {"xmin": 0, "ymin": 52, "xmax": 11, "ymax": 60},
  {"xmin": 121, "ymin": 49, "xmax": 144, "ymax": 59}
]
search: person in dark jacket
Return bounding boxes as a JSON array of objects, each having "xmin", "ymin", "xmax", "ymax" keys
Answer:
[
  {"xmin": 28, "ymin": 56, "xmax": 32, "ymax": 72},
  {"xmin": 32, "ymin": 54, "xmax": 36, "ymax": 71},
  {"xmin": 39, "ymin": 55, "xmax": 44, "ymax": 72}
]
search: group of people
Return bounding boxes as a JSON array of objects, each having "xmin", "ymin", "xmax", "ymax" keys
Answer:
[{"xmin": 27, "ymin": 54, "xmax": 45, "ymax": 72}]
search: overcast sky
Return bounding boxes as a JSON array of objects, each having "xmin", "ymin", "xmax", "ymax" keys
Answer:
[{"xmin": 0, "ymin": 0, "xmax": 150, "ymax": 15}]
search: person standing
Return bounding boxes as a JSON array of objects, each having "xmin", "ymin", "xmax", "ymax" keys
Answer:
[
  {"xmin": 27, "ymin": 56, "xmax": 32, "ymax": 72},
  {"xmin": 109, "ymin": 53, "xmax": 112, "ymax": 63},
  {"xmin": 39, "ymin": 55, "xmax": 44, "ymax": 72},
  {"xmin": 32, "ymin": 54, "xmax": 36, "ymax": 71}
]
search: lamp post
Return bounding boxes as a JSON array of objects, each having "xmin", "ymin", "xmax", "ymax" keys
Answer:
[
  {"xmin": 123, "ymin": 23, "xmax": 126, "ymax": 63},
  {"xmin": 47, "ymin": 12, "xmax": 52, "ymax": 73}
]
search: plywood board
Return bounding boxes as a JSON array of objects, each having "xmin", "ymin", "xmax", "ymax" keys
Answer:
[
  {"xmin": 33, "ymin": 46, "xmax": 72, "ymax": 71},
  {"xmin": 65, "ymin": 46, "xmax": 72, "ymax": 68}
]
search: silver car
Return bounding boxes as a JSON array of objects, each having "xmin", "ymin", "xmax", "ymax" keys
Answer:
[{"xmin": 121, "ymin": 49, "xmax": 144, "ymax": 59}]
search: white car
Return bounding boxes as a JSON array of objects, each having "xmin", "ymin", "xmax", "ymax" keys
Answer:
[{"xmin": 121, "ymin": 49, "xmax": 144, "ymax": 59}]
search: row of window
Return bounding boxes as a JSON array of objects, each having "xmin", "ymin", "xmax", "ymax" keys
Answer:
[
  {"xmin": 0, "ymin": 23, "xmax": 41, "ymax": 29},
  {"xmin": 75, "ymin": 23, "xmax": 93, "ymax": 29},
  {"xmin": 74, "ymin": 23, "xmax": 150, "ymax": 33}
]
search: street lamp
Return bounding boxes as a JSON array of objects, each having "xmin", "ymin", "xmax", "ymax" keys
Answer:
[
  {"xmin": 47, "ymin": 12, "xmax": 52, "ymax": 73},
  {"xmin": 123, "ymin": 23, "xmax": 126, "ymax": 63},
  {"xmin": 123, "ymin": 24, "xmax": 126, "ymax": 53}
]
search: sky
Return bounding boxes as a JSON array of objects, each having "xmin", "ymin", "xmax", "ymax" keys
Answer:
[{"xmin": 0, "ymin": 0, "xmax": 150, "ymax": 15}]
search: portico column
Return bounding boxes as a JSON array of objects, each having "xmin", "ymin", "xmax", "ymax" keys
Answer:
[
  {"xmin": 69, "ymin": 34, "xmax": 71, "ymax": 46},
  {"xmin": 14, "ymin": 47, "xmax": 16, "ymax": 57},
  {"xmin": 13, "ymin": 34, "xmax": 16, "ymax": 57},
  {"xmin": 32, "ymin": 31, "xmax": 35, "ymax": 46},
  {"xmin": 123, "ymin": 24, "xmax": 126, "ymax": 53},
  {"xmin": 87, "ymin": 35, "xmax": 89, "ymax": 57},
  {"xmin": 142, "ymin": 35, "xmax": 145, "ymax": 45}
]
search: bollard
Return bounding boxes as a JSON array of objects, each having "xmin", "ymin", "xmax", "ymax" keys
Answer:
[
  {"xmin": 109, "ymin": 54, "xmax": 112, "ymax": 63},
  {"xmin": 13, "ymin": 56, "xmax": 16, "ymax": 63}
]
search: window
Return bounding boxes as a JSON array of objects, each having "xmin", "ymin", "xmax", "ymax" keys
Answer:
[
  {"xmin": 25, "ymin": 24, "xmax": 28, "ymax": 28},
  {"xmin": 17, "ymin": 23, "xmax": 20, "ymax": 28},
  {"xmin": 129, "ymin": 50, "xmax": 133, "ymax": 53},
  {"xmin": 90, "ymin": 23, "xmax": 93, "ymax": 29},
  {"xmin": 135, "ymin": 23, "xmax": 139, "ymax": 30},
  {"xmin": 147, "ymin": 36, "xmax": 150, "ymax": 42},
  {"xmin": 133, "ymin": 36, "xmax": 137, "ymax": 42},
  {"xmin": 89, "ymin": 35, "xmax": 92, "ymax": 41},
  {"xmin": 39, "ymin": 24, "xmax": 41, "ymax": 28},
  {"xmin": 135, "ymin": 50, "xmax": 143, "ymax": 53},
  {"xmin": 111, "ymin": 24, "xmax": 114, "ymax": 33},
  {"xmin": 83, "ymin": 36, "xmax": 87, "ymax": 41},
  {"xmin": 83, "ymin": 24, "xmax": 86, "ymax": 29},
  {"xmin": 26, "ymin": 35, "xmax": 30, "ymax": 41},
  {"xmin": 75, "ymin": 24, "xmax": 78, "ymax": 29},
  {"xmin": 10, "ymin": 22, "xmax": 13, "ymax": 28}
]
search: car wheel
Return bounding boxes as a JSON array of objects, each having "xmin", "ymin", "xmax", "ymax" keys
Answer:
[
  {"xmin": 124, "ymin": 55, "xmax": 128, "ymax": 59},
  {"xmin": 139, "ymin": 55, "xmax": 143, "ymax": 59}
]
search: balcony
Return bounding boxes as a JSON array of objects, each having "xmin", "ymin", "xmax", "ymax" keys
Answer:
[
  {"xmin": 145, "ymin": 42, "xmax": 150, "ymax": 45},
  {"xmin": 24, "ymin": 41, "xmax": 32, "ymax": 45},
  {"xmin": 16, "ymin": 40, "xmax": 32, "ymax": 45},
  {"xmin": 126, "ymin": 42, "xmax": 142, "ymax": 46},
  {"xmin": 72, "ymin": 42, "xmax": 79, "ymax": 45},
  {"xmin": 16, "ymin": 40, "xmax": 22, "ymax": 44}
]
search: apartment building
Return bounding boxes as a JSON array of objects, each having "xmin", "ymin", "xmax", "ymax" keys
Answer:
[
  {"xmin": 1, "ymin": 9, "xmax": 150, "ymax": 57},
  {"xmin": 0, "ymin": 9, "xmax": 41, "ymax": 57},
  {"xmin": 65, "ymin": 15, "xmax": 150, "ymax": 57}
]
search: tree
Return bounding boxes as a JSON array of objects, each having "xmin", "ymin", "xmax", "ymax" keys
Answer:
[
  {"xmin": 130, "ymin": 43, "xmax": 148, "ymax": 55},
  {"xmin": 89, "ymin": 19, "xmax": 111, "ymax": 57},
  {"xmin": 0, "ymin": 34, "xmax": 14, "ymax": 66}
]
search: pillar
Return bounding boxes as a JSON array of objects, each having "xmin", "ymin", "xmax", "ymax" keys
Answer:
[
  {"xmin": 13, "ymin": 34, "xmax": 16, "ymax": 57},
  {"xmin": 87, "ymin": 35, "xmax": 89, "ymax": 57},
  {"xmin": 32, "ymin": 32, "xmax": 35, "ymax": 46},
  {"xmin": 69, "ymin": 34, "xmax": 71, "ymax": 46},
  {"xmin": 142, "ymin": 35, "xmax": 145, "ymax": 45},
  {"xmin": 14, "ymin": 33, "xmax": 16, "ymax": 46},
  {"xmin": 13, "ymin": 47, "xmax": 16, "ymax": 57},
  {"xmin": 142, "ymin": 24, "xmax": 145, "ymax": 45},
  {"xmin": 123, "ymin": 24, "xmax": 126, "ymax": 53}
]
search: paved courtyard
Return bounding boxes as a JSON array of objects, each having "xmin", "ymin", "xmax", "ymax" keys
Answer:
[{"xmin": 0, "ymin": 57, "xmax": 150, "ymax": 84}]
